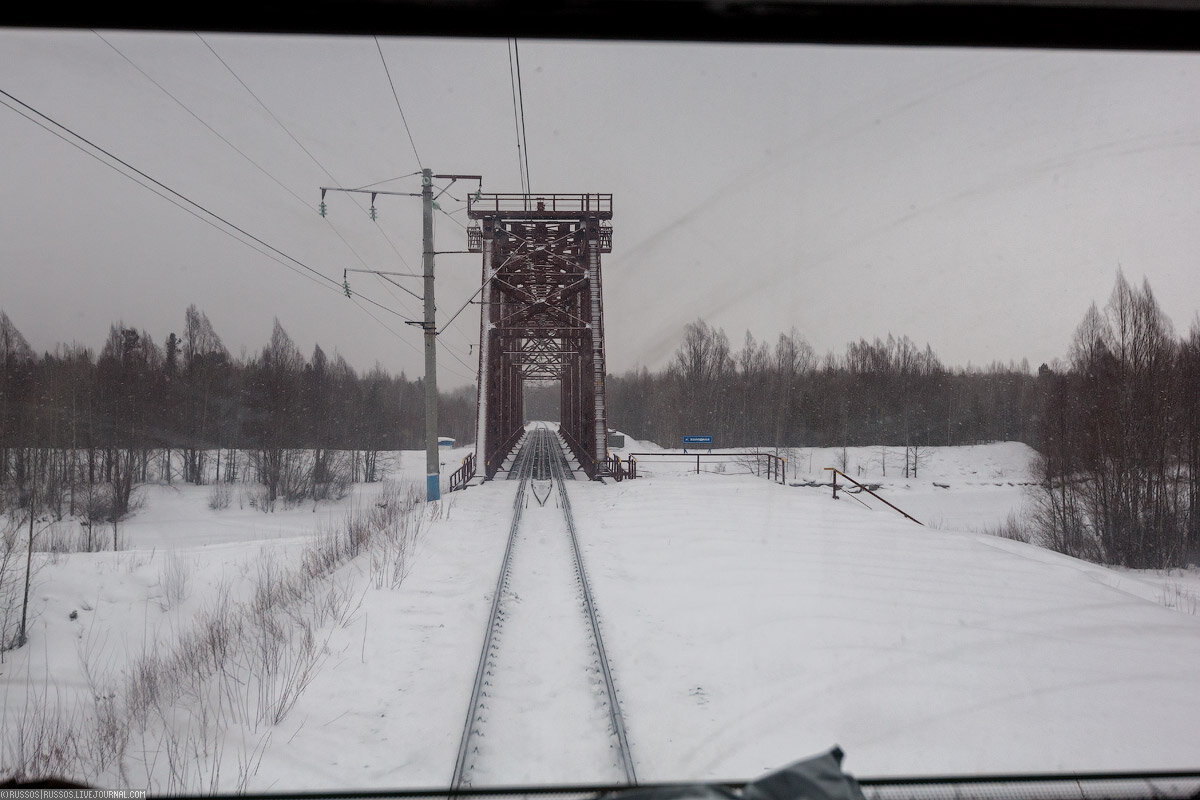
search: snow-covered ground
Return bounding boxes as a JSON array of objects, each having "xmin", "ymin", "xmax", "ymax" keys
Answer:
[
  {"xmin": 610, "ymin": 440, "xmax": 1040, "ymax": 533},
  {"xmin": 3, "ymin": 436, "xmax": 1199, "ymax": 791}
]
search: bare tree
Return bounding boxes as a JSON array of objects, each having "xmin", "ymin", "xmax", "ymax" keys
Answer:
[
  {"xmin": 248, "ymin": 321, "xmax": 305, "ymax": 505},
  {"xmin": 180, "ymin": 305, "xmax": 229, "ymax": 484},
  {"xmin": 1033, "ymin": 272, "xmax": 1189, "ymax": 568}
]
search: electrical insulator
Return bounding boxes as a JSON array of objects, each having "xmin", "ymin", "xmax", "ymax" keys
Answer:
[
  {"xmin": 343, "ymin": 280, "xmax": 351, "ymax": 298},
  {"xmin": 319, "ymin": 201, "xmax": 327, "ymax": 217},
  {"xmin": 369, "ymin": 205, "xmax": 377, "ymax": 221}
]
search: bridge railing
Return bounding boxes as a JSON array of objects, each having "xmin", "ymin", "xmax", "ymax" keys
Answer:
[
  {"xmin": 448, "ymin": 452, "xmax": 476, "ymax": 492},
  {"xmin": 604, "ymin": 453, "xmax": 637, "ymax": 481},
  {"xmin": 624, "ymin": 451, "xmax": 786, "ymax": 484},
  {"xmin": 468, "ymin": 193, "xmax": 613, "ymax": 216}
]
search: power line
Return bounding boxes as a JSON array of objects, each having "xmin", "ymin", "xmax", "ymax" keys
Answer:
[
  {"xmin": 98, "ymin": 31, "xmax": 393, "ymax": 283},
  {"xmin": 514, "ymin": 39, "xmax": 532, "ymax": 194},
  {"xmin": 0, "ymin": 94, "xmax": 334, "ymax": 297},
  {"xmin": 438, "ymin": 338, "xmax": 478, "ymax": 379},
  {"xmin": 0, "ymin": 88, "xmax": 335, "ymax": 288},
  {"xmin": 95, "ymin": 31, "xmax": 314, "ymax": 208},
  {"xmin": 108, "ymin": 30, "xmax": 383, "ymax": 283},
  {"xmin": 374, "ymin": 36, "xmax": 422, "ymax": 171},
  {"xmin": 196, "ymin": 33, "xmax": 418, "ymax": 274},
  {"xmin": 357, "ymin": 291, "xmax": 474, "ymax": 386},
  {"xmin": 375, "ymin": 273, "xmax": 423, "ymax": 313},
  {"xmin": 348, "ymin": 296, "xmax": 426, "ymax": 359},
  {"xmin": 353, "ymin": 172, "xmax": 422, "ymax": 191},
  {"xmin": 507, "ymin": 40, "xmax": 526, "ymax": 194},
  {"xmin": 197, "ymin": 33, "xmax": 333, "ymax": 186},
  {"xmin": 0, "ymin": 86, "xmax": 415, "ymax": 328},
  {"xmin": 437, "ymin": 206, "xmax": 468, "ymax": 230}
]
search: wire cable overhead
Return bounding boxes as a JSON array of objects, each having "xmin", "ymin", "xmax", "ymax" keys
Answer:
[
  {"xmin": 507, "ymin": 40, "xmax": 527, "ymax": 194},
  {"xmin": 507, "ymin": 39, "xmax": 533, "ymax": 194},
  {"xmin": 513, "ymin": 39, "xmax": 532, "ymax": 194},
  {"xmin": 0, "ymin": 87, "xmax": 417, "ymax": 332},
  {"xmin": 375, "ymin": 36, "xmax": 423, "ymax": 171},
  {"xmin": 197, "ymin": 32, "xmax": 419, "ymax": 273}
]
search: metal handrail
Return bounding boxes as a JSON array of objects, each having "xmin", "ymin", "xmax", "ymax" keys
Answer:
[
  {"xmin": 625, "ymin": 451, "xmax": 786, "ymax": 484},
  {"xmin": 604, "ymin": 453, "xmax": 638, "ymax": 481},
  {"xmin": 448, "ymin": 452, "xmax": 476, "ymax": 492},
  {"xmin": 824, "ymin": 467, "xmax": 923, "ymax": 525},
  {"xmin": 467, "ymin": 193, "xmax": 613, "ymax": 217}
]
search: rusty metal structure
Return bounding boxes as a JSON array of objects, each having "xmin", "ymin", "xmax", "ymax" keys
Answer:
[{"xmin": 467, "ymin": 194, "xmax": 613, "ymax": 480}]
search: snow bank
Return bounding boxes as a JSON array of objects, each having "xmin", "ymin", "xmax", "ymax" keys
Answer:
[{"xmin": 567, "ymin": 470, "xmax": 1200, "ymax": 778}]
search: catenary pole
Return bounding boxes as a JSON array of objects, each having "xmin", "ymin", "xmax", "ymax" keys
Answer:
[
  {"xmin": 320, "ymin": 171, "xmax": 481, "ymax": 501},
  {"xmin": 422, "ymin": 168, "xmax": 439, "ymax": 501}
]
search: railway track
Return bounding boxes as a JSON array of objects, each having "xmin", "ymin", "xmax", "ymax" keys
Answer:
[{"xmin": 450, "ymin": 426, "xmax": 637, "ymax": 788}]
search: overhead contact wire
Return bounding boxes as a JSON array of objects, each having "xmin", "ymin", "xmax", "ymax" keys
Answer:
[
  {"xmin": 197, "ymin": 32, "xmax": 418, "ymax": 273},
  {"xmin": 375, "ymin": 36, "xmax": 423, "ymax": 171},
  {"xmin": 513, "ymin": 39, "xmax": 532, "ymax": 194}
]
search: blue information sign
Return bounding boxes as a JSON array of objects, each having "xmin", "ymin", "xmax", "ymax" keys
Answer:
[{"xmin": 683, "ymin": 435, "xmax": 713, "ymax": 452}]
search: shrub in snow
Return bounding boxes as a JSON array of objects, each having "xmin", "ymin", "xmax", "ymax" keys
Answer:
[
  {"xmin": 244, "ymin": 486, "xmax": 274, "ymax": 513},
  {"xmin": 0, "ymin": 516, "xmax": 29, "ymax": 654},
  {"xmin": 1, "ymin": 480, "xmax": 427, "ymax": 790},
  {"xmin": 981, "ymin": 510, "xmax": 1032, "ymax": 543},
  {"xmin": 207, "ymin": 483, "xmax": 231, "ymax": 511},
  {"xmin": 157, "ymin": 552, "xmax": 192, "ymax": 610}
]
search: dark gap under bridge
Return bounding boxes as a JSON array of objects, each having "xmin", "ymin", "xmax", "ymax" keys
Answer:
[{"xmin": 467, "ymin": 193, "xmax": 613, "ymax": 481}]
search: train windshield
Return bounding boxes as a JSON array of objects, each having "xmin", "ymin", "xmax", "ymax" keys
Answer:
[{"xmin": 1, "ymin": 26, "xmax": 1199, "ymax": 795}]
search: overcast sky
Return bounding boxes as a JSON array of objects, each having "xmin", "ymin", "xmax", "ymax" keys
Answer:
[{"xmin": 2, "ymin": 30, "xmax": 1199, "ymax": 389}]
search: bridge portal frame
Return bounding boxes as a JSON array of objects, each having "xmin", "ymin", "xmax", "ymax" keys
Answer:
[{"xmin": 468, "ymin": 194, "xmax": 613, "ymax": 480}]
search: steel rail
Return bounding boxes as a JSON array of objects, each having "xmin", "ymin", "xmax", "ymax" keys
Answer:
[
  {"xmin": 450, "ymin": 426, "xmax": 637, "ymax": 788},
  {"xmin": 450, "ymin": 430, "xmax": 534, "ymax": 790},
  {"xmin": 548, "ymin": 429, "xmax": 638, "ymax": 785}
]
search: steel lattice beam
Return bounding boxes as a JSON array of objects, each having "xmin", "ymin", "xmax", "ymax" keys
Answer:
[{"xmin": 469, "ymin": 194, "xmax": 612, "ymax": 479}]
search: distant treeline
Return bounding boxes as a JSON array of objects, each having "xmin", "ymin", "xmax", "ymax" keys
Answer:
[
  {"xmin": 0, "ymin": 305, "xmax": 476, "ymax": 507},
  {"xmin": 595, "ymin": 272, "xmax": 1200, "ymax": 568},
  {"xmin": 602, "ymin": 324, "xmax": 1040, "ymax": 450},
  {"xmin": 5, "ymin": 272, "xmax": 1199, "ymax": 568}
]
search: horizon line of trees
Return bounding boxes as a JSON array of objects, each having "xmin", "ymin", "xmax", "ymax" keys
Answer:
[
  {"xmin": 0, "ymin": 305, "xmax": 476, "ymax": 513},
  {"xmin": 6, "ymin": 273, "xmax": 1199, "ymax": 569},
  {"xmin": 605, "ymin": 322, "xmax": 1042, "ymax": 454},
  {"xmin": 598, "ymin": 272, "xmax": 1199, "ymax": 568}
]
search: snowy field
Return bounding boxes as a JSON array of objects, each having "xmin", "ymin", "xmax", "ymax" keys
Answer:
[{"xmin": 2, "ymin": 436, "xmax": 1199, "ymax": 790}]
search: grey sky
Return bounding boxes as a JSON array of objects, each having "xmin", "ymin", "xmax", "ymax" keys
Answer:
[{"xmin": 2, "ymin": 30, "xmax": 1199, "ymax": 389}]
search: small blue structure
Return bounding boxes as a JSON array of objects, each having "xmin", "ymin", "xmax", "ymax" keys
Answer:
[{"xmin": 438, "ymin": 436, "xmax": 455, "ymax": 448}]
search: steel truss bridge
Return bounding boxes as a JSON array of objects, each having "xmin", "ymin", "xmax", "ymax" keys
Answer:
[{"xmin": 467, "ymin": 193, "xmax": 614, "ymax": 481}]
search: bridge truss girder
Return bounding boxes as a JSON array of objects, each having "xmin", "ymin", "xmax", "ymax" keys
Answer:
[{"xmin": 469, "ymin": 194, "xmax": 613, "ymax": 479}]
